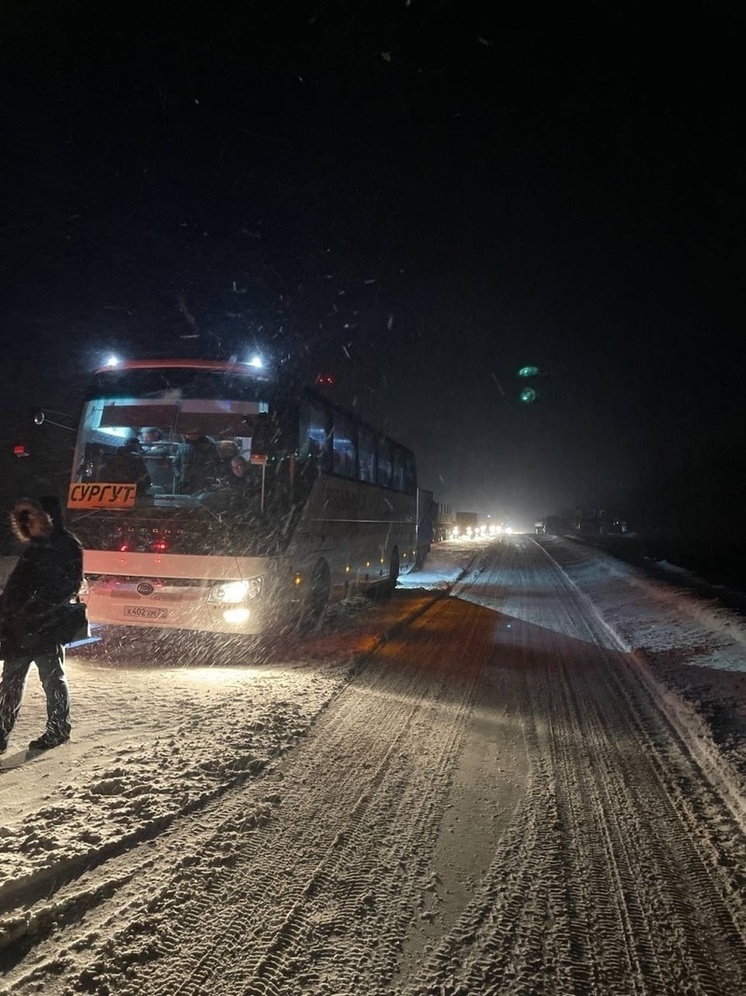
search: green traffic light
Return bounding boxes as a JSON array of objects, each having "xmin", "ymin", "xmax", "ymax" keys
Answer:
[
  {"xmin": 518, "ymin": 366, "xmax": 540, "ymax": 378},
  {"xmin": 520, "ymin": 387, "xmax": 537, "ymax": 404}
]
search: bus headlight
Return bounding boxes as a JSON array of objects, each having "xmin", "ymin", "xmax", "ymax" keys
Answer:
[{"xmin": 208, "ymin": 577, "xmax": 264, "ymax": 603}]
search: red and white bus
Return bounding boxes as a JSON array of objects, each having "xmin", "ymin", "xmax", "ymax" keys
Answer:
[{"xmin": 68, "ymin": 358, "xmax": 417, "ymax": 633}]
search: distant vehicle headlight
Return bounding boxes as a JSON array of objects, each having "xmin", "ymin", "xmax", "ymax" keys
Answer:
[{"xmin": 208, "ymin": 577, "xmax": 263, "ymax": 603}]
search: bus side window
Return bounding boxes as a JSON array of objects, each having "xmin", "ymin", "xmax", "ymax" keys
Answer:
[
  {"xmin": 377, "ymin": 439, "xmax": 392, "ymax": 488},
  {"xmin": 403, "ymin": 451, "xmax": 417, "ymax": 495},
  {"xmin": 358, "ymin": 425, "xmax": 376, "ymax": 483},
  {"xmin": 300, "ymin": 401, "xmax": 331, "ymax": 472},
  {"xmin": 392, "ymin": 445, "xmax": 406, "ymax": 492},
  {"xmin": 332, "ymin": 412, "xmax": 357, "ymax": 479}
]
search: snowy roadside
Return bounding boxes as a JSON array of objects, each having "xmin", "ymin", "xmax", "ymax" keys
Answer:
[
  {"xmin": 538, "ymin": 536, "xmax": 746, "ymax": 793},
  {"xmin": 0, "ymin": 544, "xmax": 478, "ymax": 926}
]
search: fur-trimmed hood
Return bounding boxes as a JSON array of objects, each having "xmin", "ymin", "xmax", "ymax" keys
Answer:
[
  {"xmin": 9, "ymin": 498, "xmax": 49, "ymax": 544},
  {"xmin": 9, "ymin": 495, "xmax": 65, "ymax": 543},
  {"xmin": 1, "ymin": 496, "xmax": 83, "ymax": 641}
]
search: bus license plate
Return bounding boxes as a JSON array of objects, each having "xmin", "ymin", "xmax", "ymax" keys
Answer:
[{"xmin": 123, "ymin": 605, "xmax": 168, "ymax": 620}]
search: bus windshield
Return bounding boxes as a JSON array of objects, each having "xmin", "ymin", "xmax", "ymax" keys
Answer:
[{"xmin": 70, "ymin": 396, "xmax": 273, "ymax": 509}]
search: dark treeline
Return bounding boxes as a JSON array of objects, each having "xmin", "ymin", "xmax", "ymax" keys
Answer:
[
  {"xmin": 546, "ymin": 426, "xmax": 746, "ymax": 588},
  {"xmin": 625, "ymin": 428, "xmax": 746, "ymax": 585}
]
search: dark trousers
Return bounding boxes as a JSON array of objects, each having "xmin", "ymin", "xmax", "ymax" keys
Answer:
[{"xmin": 0, "ymin": 644, "xmax": 70, "ymax": 739}]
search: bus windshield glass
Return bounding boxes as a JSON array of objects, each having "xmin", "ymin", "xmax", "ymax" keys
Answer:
[{"xmin": 71, "ymin": 395, "xmax": 271, "ymax": 509}]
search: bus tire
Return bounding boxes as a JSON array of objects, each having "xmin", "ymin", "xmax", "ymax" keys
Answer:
[
  {"xmin": 390, "ymin": 544, "xmax": 401, "ymax": 584},
  {"xmin": 299, "ymin": 558, "xmax": 330, "ymax": 631},
  {"xmin": 376, "ymin": 546, "xmax": 399, "ymax": 600}
]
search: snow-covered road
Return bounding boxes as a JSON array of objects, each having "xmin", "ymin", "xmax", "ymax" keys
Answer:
[{"xmin": 2, "ymin": 537, "xmax": 746, "ymax": 993}]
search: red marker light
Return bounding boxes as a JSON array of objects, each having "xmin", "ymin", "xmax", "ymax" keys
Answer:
[
  {"xmin": 119, "ymin": 544, "xmax": 129, "ymax": 552},
  {"xmin": 13, "ymin": 445, "xmax": 29, "ymax": 457},
  {"xmin": 152, "ymin": 540, "xmax": 168, "ymax": 552}
]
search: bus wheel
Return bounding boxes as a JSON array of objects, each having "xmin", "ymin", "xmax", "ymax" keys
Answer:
[
  {"xmin": 377, "ymin": 546, "xmax": 399, "ymax": 600},
  {"xmin": 390, "ymin": 546, "xmax": 400, "ymax": 585},
  {"xmin": 300, "ymin": 559, "xmax": 330, "ymax": 631}
]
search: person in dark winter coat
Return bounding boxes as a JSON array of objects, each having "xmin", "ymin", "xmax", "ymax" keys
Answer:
[
  {"xmin": 0, "ymin": 496, "xmax": 84, "ymax": 753},
  {"xmin": 174, "ymin": 430, "xmax": 222, "ymax": 494},
  {"xmin": 101, "ymin": 436, "xmax": 151, "ymax": 490}
]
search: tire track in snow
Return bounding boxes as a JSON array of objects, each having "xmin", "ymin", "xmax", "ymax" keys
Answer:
[
  {"xmin": 138, "ymin": 600, "xmax": 486, "ymax": 996},
  {"xmin": 536, "ymin": 539, "xmax": 746, "ymax": 989},
  {"xmin": 6, "ymin": 538, "xmax": 746, "ymax": 995},
  {"xmin": 4, "ymin": 595, "xmax": 496, "ymax": 996},
  {"xmin": 404, "ymin": 537, "xmax": 746, "ymax": 995},
  {"xmin": 0, "ymin": 591, "xmax": 450, "ymax": 966}
]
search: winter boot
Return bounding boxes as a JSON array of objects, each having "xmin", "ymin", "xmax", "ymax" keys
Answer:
[{"xmin": 28, "ymin": 731, "xmax": 70, "ymax": 751}]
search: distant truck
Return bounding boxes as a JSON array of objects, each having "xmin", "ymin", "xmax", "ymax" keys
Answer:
[
  {"xmin": 544, "ymin": 514, "xmax": 570, "ymax": 536},
  {"xmin": 416, "ymin": 488, "xmax": 436, "ymax": 566},
  {"xmin": 455, "ymin": 511, "xmax": 479, "ymax": 535}
]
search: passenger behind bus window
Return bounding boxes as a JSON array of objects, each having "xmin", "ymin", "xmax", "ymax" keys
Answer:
[
  {"xmin": 229, "ymin": 454, "xmax": 248, "ymax": 482},
  {"xmin": 359, "ymin": 452, "xmax": 374, "ymax": 482},
  {"xmin": 217, "ymin": 439, "xmax": 240, "ymax": 482},
  {"xmin": 231, "ymin": 455, "xmax": 267, "ymax": 498},
  {"xmin": 211, "ymin": 453, "xmax": 266, "ymax": 518},
  {"xmin": 140, "ymin": 427, "xmax": 169, "ymax": 455},
  {"xmin": 224, "ymin": 454, "xmax": 256, "ymax": 499},
  {"xmin": 174, "ymin": 430, "xmax": 222, "ymax": 494},
  {"xmin": 101, "ymin": 436, "xmax": 151, "ymax": 490}
]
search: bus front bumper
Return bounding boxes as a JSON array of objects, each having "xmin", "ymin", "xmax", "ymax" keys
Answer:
[{"xmin": 82, "ymin": 582, "xmax": 278, "ymax": 635}]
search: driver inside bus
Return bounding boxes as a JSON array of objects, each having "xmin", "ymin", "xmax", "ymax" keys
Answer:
[
  {"xmin": 139, "ymin": 427, "xmax": 173, "ymax": 491},
  {"xmin": 174, "ymin": 429, "xmax": 222, "ymax": 494},
  {"xmin": 101, "ymin": 436, "xmax": 152, "ymax": 491}
]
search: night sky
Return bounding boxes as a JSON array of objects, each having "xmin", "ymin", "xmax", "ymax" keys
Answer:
[{"xmin": 2, "ymin": 4, "xmax": 745, "ymax": 529}]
